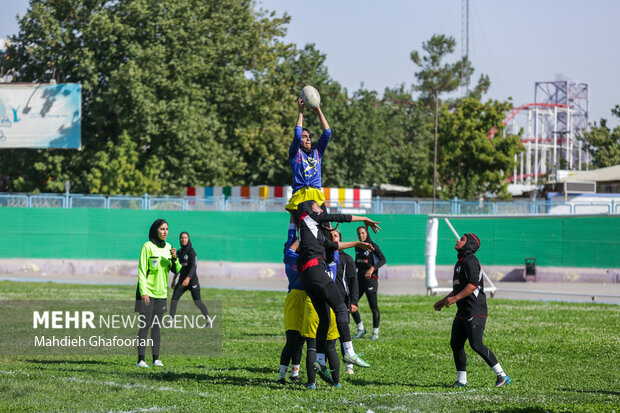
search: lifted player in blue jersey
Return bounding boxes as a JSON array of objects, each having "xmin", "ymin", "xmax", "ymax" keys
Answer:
[{"xmin": 286, "ymin": 97, "xmax": 331, "ymax": 217}]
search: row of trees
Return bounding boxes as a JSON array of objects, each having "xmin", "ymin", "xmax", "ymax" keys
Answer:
[{"xmin": 2, "ymin": 0, "xmax": 526, "ymax": 199}]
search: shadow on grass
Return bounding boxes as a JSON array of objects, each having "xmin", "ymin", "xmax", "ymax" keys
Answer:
[
  {"xmin": 122, "ymin": 370, "xmax": 296, "ymax": 388},
  {"xmin": 210, "ymin": 366, "xmax": 274, "ymax": 374},
  {"xmin": 347, "ymin": 377, "xmax": 447, "ymax": 388},
  {"xmin": 478, "ymin": 409, "xmax": 549, "ymax": 413},
  {"xmin": 25, "ymin": 359, "xmax": 108, "ymax": 365},
  {"xmin": 559, "ymin": 387, "xmax": 620, "ymax": 396}
]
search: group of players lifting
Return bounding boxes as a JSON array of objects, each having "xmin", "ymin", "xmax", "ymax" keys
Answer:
[{"xmin": 278, "ymin": 98, "xmax": 511, "ymax": 389}]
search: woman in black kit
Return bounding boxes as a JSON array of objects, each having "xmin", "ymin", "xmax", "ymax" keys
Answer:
[
  {"xmin": 433, "ymin": 233, "xmax": 511, "ymax": 388},
  {"xmin": 296, "ymin": 199, "xmax": 380, "ymax": 378},
  {"xmin": 352, "ymin": 226, "xmax": 386, "ymax": 340},
  {"xmin": 169, "ymin": 232, "xmax": 210, "ymax": 324}
]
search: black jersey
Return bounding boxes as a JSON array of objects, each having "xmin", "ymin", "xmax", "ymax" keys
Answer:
[
  {"xmin": 355, "ymin": 235, "xmax": 386, "ymax": 279},
  {"xmin": 336, "ymin": 251, "xmax": 358, "ymax": 305},
  {"xmin": 453, "ymin": 236, "xmax": 487, "ymax": 318},
  {"xmin": 297, "ymin": 200, "xmax": 352, "ymax": 271},
  {"xmin": 177, "ymin": 245, "xmax": 197, "ymax": 281}
]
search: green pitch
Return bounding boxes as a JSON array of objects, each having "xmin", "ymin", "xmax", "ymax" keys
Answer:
[{"xmin": 0, "ymin": 281, "xmax": 618, "ymax": 412}]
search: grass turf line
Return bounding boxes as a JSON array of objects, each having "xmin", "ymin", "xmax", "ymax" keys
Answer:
[{"xmin": 0, "ymin": 280, "xmax": 618, "ymax": 412}]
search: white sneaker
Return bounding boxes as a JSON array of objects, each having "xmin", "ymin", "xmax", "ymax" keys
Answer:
[
  {"xmin": 136, "ymin": 360, "xmax": 150, "ymax": 368},
  {"xmin": 152, "ymin": 360, "xmax": 164, "ymax": 367}
]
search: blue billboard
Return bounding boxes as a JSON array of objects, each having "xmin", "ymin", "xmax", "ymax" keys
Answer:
[{"xmin": 0, "ymin": 83, "xmax": 81, "ymax": 149}]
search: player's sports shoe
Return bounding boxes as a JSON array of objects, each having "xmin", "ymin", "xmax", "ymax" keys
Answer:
[
  {"xmin": 332, "ymin": 383, "xmax": 341, "ymax": 388},
  {"xmin": 289, "ymin": 375, "xmax": 301, "ymax": 382},
  {"xmin": 277, "ymin": 377, "xmax": 286, "ymax": 385},
  {"xmin": 343, "ymin": 353, "xmax": 370, "ymax": 368},
  {"xmin": 344, "ymin": 366, "xmax": 354, "ymax": 375},
  {"xmin": 152, "ymin": 360, "xmax": 164, "ymax": 367},
  {"xmin": 313, "ymin": 362, "xmax": 335, "ymax": 385},
  {"xmin": 450, "ymin": 381, "xmax": 468, "ymax": 388},
  {"xmin": 370, "ymin": 333, "xmax": 379, "ymax": 340},
  {"xmin": 136, "ymin": 360, "xmax": 150, "ymax": 368},
  {"xmin": 495, "ymin": 375, "xmax": 511, "ymax": 387},
  {"xmin": 304, "ymin": 383, "xmax": 316, "ymax": 390},
  {"xmin": 352, "ymin": 329, "xmax": 367, "ymax": 339}
]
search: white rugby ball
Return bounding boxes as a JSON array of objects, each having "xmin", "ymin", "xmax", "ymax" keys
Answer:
[{"xmin": 301, "ymin": 85, "xmax": 321, "ymax": 109}]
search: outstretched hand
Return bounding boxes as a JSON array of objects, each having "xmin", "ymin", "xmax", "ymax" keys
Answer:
[
  {"xmin": 297, "ymin": 96, "xmax": 305, "ymax": 113},
  {"xmin": 357, "ymin": 241, "xmax": 375, "ymax": 252},
  {"xmin": 364, "ymin": 218, "xmax": 382, "ymax": 234}
]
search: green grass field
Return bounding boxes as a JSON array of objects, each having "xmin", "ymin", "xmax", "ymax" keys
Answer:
[{"xmin": 0, "ymin": 280, "xmax": 618, "ymax": 412}]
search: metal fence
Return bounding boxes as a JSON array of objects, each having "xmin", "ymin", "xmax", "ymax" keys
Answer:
[{"xmin": 0, "ymin": 193, "xmax": 617, "ymax": 215}]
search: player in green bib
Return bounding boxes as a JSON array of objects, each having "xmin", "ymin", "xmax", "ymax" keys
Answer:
[{"xmin": 135, "ymin": 218, "xmax": 182, "ymax": 368}]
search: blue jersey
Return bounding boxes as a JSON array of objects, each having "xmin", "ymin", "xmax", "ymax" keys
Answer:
[
  {"xmin": 289, "ymin": 126, "xmax": 331, "ymax": 193},
  {"xmin": 284, "ymin": 227, "xmax": 303, "ymax": 292},
  {"xmin": 326, "ymin": 250, "xmax": 339, "ymax": 282}
]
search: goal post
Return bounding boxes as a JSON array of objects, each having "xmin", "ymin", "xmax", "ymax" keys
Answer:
[{"xmin": 425, "ymin": 215, "xmax": 497, "ymax": 296}]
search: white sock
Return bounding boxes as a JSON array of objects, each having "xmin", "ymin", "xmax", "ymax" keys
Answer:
[
  {"xmin": 357, "ymin": 322, "xmax": 365, "ymax": 331},
  {"xmin": 278, "ymin": 365, "xmax": 288, "ymax": 379},
  {"xmin": 343, "ymin": 341, "xmax": 355, "ymax": 357},
  {"xmin": 492, "ymin": 363, "xmax": 505, "ymax": 376},
  {"xmin": 291, "ymin": 364, "xmax": 300, "ymax": 377},
  {"xmin": 316, "ymin": 353, "xmax": 326, "ymax": 366},
  {"xmin": 373, "ymin": 328, "xmax": 379, "ymax": 335},
  {"xmin": 457, "ymin": 371, "xmax": 467, "ymax": 383}
]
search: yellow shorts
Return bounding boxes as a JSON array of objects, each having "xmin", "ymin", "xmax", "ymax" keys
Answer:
[
  {"xmin": 301, "ymin": 296, "xmax": 339, "ymax": 340},
  {"xmin": 285, "ymin": 187, "xmax": 325, "ymax": 211},
  {"xmin": 283, "ymin": 289, "xmax": 307, "ymax": 332}
]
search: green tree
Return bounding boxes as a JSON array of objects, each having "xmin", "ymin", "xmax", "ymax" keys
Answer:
[
  {"xmin": 4, "ymin": 0, "xmax": 291, "ymax": 194},
  {"xmin": 85, "ymin": 131, "xmax": 163, "ymax": 194},
  {"xmin": 437, "ymin": 98, "xmax": 523, "ymax": 199},
  {"xmin": 410, "ymin": 34, "xmax": 490, "ymax": 206},
  {"xmin": 583, "ymin": 105, "xmax": 620, "ymax": 168}
]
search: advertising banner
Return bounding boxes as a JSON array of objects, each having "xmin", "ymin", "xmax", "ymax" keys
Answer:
[{"xmin": 0, "ymin": 83, "xmax": 81, "ymax": 148}]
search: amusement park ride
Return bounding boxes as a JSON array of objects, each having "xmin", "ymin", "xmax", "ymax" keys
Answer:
[{"xmin": 489, "ymin": 80, "xmax": 590, "ymax": 191}]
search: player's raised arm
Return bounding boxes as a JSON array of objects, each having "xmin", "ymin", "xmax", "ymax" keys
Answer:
[
  {"xmin": 315, "ymin": 105, "xmax": 331, "ymax": 156},
  {"xmin": 289, "ymin": 97, "xmax": 305, "ymax": 160},
  {"xmin": 316, "ymin": 105, "xmax": 329, "ymax": 131}
]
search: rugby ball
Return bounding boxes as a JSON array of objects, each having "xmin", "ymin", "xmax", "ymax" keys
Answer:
[{"xmin": 301, "ymin": 85, "xmax": 321, "ymax": 109}]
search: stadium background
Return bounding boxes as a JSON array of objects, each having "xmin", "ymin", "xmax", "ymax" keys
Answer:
[{"xmin": 0, "ymin": 208, "xmax": 618, "ymax": 268}]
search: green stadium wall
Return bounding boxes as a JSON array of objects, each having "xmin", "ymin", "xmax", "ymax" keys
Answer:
[{"xmin": 0, "ymin": 209, "xmax": 619, "ymax": 268}]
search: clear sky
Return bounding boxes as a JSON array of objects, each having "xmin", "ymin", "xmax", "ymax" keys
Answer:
[{"xmin": 3, "ymin": 0, "xmax": 619, "ymax": 127}]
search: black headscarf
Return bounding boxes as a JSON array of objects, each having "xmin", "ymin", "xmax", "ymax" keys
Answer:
[
  {"xmin": 178, "ymin": 232, "xmax": 193, "ymax": 256},
  {"xmin": 457, "ymin": 232, "xmax": 481, "ymax": 259},
  {"xmin": 148, "ymin": 219, "xmax": 167, "ymax": 248}
]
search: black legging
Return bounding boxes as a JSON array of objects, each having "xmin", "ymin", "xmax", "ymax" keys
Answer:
[
  {"xmin": 306, "ymin": 337, "xmax": 340, "ymax": 385},
  {"xmin": 279, "ymin": 330, "xmax": 304, "ymax": 367},
  {"xmin": 351, "ymin": 277, "xmax": 380, "ymax": 329},
  {"xmin": 137, "ymin": 298, "xmax": 167, "ymax": 362},
  {"xmin": 169, "ymin": 277, "xmax": 209, "ymax": 319},
  {"xmin": 301, "ymin": 263, "xmax": 352, "ymax": 354},
  {"xmin": 450, "ymin": 316, "xmax": 498, "ymax": 371}
]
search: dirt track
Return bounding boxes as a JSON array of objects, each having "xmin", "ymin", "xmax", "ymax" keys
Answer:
[{"xmin": 1, "ymin": 273, "xmax": 619, "ymax": 304}]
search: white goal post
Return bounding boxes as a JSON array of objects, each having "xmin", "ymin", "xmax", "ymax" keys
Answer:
[{"xmin": 425, "ymin": 216, "xmax": 497, "ymax": 297}]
